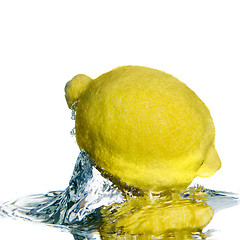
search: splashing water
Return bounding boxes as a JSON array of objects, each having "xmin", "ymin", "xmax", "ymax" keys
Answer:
[
  {"xmin": 0, "ymin": 150, "xmax": 124, "ymax": 226},
  {"xmin": 0, "ymin": 150, "xmax": 239, "ymax": 239}
]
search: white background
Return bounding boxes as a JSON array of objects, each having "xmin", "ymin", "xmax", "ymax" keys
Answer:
[{"xmin": 0, "ymin": 1, "xmax": 239, "ymax": 239}]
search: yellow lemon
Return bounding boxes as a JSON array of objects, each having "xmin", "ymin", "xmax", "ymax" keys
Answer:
[{"xmin": 65, "ymin": 66, "xmax": 221, "ymax": 192}]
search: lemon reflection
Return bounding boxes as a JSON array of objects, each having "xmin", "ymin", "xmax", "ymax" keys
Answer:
[{"xmin": 99, "ymin": 188, "xmax": 214, "ymax": 239}]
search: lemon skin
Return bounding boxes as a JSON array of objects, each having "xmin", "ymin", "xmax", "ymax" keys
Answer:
[{"xmin": 65, "ymin": 66, "xmax": 221, "ymax": 192}]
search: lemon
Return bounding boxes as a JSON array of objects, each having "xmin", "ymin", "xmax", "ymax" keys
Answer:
[{"xmin": 65, "ymin": 66, "xmax": 221, "ymax": 192}]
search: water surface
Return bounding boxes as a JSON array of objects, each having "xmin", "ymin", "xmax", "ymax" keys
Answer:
[{"xmin": 1, "ymin": 150, "xmax": 239, "ymax": 239}]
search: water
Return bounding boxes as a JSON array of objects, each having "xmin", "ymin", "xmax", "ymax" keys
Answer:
[{"xmin": 0, "ymin": 150, "xmax": 239, "ymax": 239}]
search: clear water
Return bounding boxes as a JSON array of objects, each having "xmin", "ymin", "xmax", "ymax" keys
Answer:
[{"xmin": 0, "ymin": 150, "xmax": 239, "ymax": 239}]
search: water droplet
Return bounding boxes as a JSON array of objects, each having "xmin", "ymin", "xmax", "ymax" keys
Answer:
[{"xmin": 70, "ymin": 128, "xmax": 75, "ymax": 136}]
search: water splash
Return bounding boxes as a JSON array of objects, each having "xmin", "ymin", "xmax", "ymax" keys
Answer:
[
  {"xmin": 0, "ymin": 150, "xmax": 124, "ymax": 226},
  {"xmin": 0, "ymin": 150, "xmax": 239, "ymax": 239}
]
